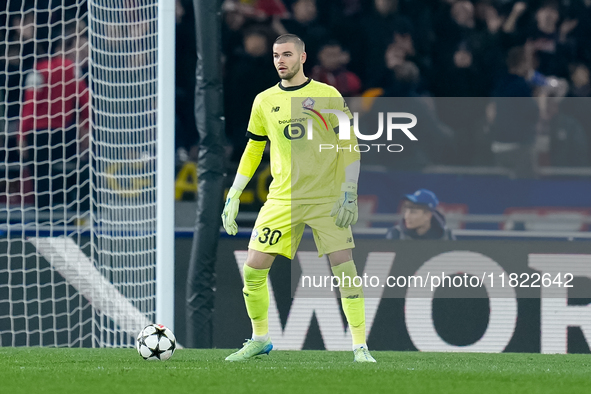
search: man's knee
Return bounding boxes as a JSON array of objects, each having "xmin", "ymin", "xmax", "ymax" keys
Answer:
[
  {"xmin": 245, "ymin": 249, "xmax": 276, "ymax": 270},
  {"xmin": 328, "ymin": 249, "xmax": 353, "ymax": 267}
]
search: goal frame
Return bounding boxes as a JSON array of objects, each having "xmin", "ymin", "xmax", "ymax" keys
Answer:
[{"xmin": 155, "ymin": 0, "xmax": 176, "ymax": 332}]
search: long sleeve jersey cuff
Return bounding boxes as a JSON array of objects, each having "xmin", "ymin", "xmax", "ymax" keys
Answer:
[
  {"xmin": 235, "ymin": 139, "xmax": 266, "ymax": 188},
  {"xmin": 345, "ymin": 161, "xmax": 360, "ymax": 185}
]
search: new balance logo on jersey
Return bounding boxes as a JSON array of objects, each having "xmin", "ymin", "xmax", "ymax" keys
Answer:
[{"xmin": 271, "ymin": 106, "xmax": 280, "ymax": 112}]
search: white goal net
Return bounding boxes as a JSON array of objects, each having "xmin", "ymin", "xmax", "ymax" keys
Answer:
[{"xmin": 0, "ymin": 0, "xmax": 162, "ymax": 347}]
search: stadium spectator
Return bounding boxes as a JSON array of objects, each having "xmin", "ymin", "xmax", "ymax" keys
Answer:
[
  {"xmin": 569, "ymin": 1, "xmax": 591, "ymax": 66},
  {"xmin": 224, "ymin": 27, "xmax": 277, "ymax": 161},
  {"xmin": 175, "ymin": 0, "xmax": 198, "ymax": 161},
  {"xmin": 222, "ymin": 0, "xmax": 288, "ymax": 21},
  {"xmin": 361, "ymin": 0, "xmax": 411, "ymax": 87},
  {"xmin": 568, "ymin": 63, "xmax": 591, "ymax": 98},
  {"xmin": 490, "ymin": 45, "xmax": 539, "ymax": 177},
  {"xmin": 273, "ymin": 0, "xmax": 329, "ymax": 71},
  {"xmin": 372, "ymin": 61, "xmax": 457, "ymax": 167},
  {"xmin": 20, "ymin": 29, "xmax": 90, "ymax": 208},
  {"xmin": 492, "ymin": 45, "xmax": 534, "ymax": 97},
  {"xmin": 396, "ymin": 19, "xmax": 436, "ymax": 87},
  {"xmin": 526, "ymin": 0, "xmax": 577, "ymax": 79},
  {"xmin": 220, "ymin": 0, "xmax": 289, "ymax": 47},
  {"xmin": 222, "ymin": 2, "xmax": 249, "ymax": 59},
  {"xmin": 376, "ymin": 19, "xmax": 435, "ymax": 91},
  {"xmin": 536, "ymin": 90, "xmax": 589, "ymax": 167},
  {"xmin": 215, "ymin": 0, "xmax": 591, "ymax": 170},
  {"xmin": 310, "ymin": 41, "xmax": 361, "ymax": 96},
  {"xmin": 2, "ymin": 10, "xmax": 40, "ymax": 134},
  {"xmin": 432, "ymin": 42, "xmax": 490, "ymax": 165},
  {"xmin": 434, "ymin": 1, "xmax": 476, "ymax": 64},
  {"xmin": 396, "ymin": 0, "xmax": 434, "ymax": 59},
  {"xmin": 384, "ymin": 59, "xmax": 421, "ymax": 97},
  {"xmin": 512, "ymin": 1, "xmax": 576, "ymax": 81},
  {"xmin": 391, "ymin": 21, "xmax": 418, "ymax": 65},
  {"xmin": 430, "ymin": 1, "xmax": 505, "ymax": 164},
  {"xmin": 386, "ymin": 189, "xmax": 455, "ymax": 240},
  {"xmin": 475, "ymin": 1, "xmax": 506, "ymax": 84},
  {"xmin": 433, "ymin": 44, "xmax": 488, "ymax": 97},
  {"xmin": 562, "ymin": 63, "xmax": 591, "ymax": 158},
  {"xmin": 322, "ymin": 0, "xmax": 367, "ymax": 78}
]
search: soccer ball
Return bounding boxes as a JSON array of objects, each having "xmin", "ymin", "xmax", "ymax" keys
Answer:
[{"xmin": 136, "ymin": 323, "xmax": 176, "ymax": 361}]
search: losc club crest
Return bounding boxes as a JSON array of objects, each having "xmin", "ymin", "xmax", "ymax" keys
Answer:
[
  {"xmin": 302, "ymin": 97, "xmax": 315, "ymax": 110},
  {"xmin": 251, "ymin": 229, "xmax": 259, "ymax": 240}
]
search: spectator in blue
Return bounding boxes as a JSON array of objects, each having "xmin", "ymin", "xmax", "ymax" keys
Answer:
[{"xmin": 386, "ymin": 189, "xmax": 455, "ymax": 240}]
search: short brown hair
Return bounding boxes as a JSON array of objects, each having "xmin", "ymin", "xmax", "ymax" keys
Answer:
[{"xmin": 274, "ymin": 34, "xmax": 305, "ymax": 53}]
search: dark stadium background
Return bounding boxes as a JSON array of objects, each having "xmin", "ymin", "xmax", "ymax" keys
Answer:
[{"xmin": 1, "ymin": 0, "xmax": 590, "ymax": 354}]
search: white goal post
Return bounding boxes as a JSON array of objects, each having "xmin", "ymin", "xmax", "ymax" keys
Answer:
[{"xmin": 0, "ymin": 0, "xmax": 175, "ymax": 347}]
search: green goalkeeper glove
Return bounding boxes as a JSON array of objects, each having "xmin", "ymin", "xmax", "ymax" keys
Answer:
[
  {"xmin": 222, "ymin": 187, "xmax": 241, "ymax": 236},
  {"xmin": 330, "ymin": 182, "xmax": 358, "ymax": 228}
]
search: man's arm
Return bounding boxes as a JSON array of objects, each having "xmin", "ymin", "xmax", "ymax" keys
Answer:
[
  {"xmin": 331, "ymin": 99, "xmax": 361, "ymax": 228},
  {"xmin": 222, "ymin": 137, "xmax": 267, "ymax": 235},
  {"xmin": 341, "ymin": 137, "xmax": 361, "ymax": 183}
]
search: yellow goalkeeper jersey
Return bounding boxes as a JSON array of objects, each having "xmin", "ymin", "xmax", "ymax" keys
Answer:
[{"xmin": 247, "ymin": 78, "xmax": 355, "ymax": 205}]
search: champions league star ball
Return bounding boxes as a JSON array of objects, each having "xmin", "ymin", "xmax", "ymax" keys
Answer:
[{"xmin": 136, "ymin": 324, "xmax": 176, "ymax": 361}]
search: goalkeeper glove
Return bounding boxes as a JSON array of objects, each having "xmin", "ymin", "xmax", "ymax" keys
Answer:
[
  {"xmin": 222, "ymin": 187, "xmax": 241, "ymax": 235},
  {"xmin": 330, "ymin": 182, "xmax": 358, "ymax": 228}
]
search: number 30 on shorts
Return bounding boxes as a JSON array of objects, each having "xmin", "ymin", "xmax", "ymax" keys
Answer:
[{"xmin": 258, "ymin": 227, "xmax": 282, "ymax": 245}]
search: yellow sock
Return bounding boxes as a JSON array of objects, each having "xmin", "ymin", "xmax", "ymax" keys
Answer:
[
  {"xmin": 243, "ymin": 264, "xmax": 270, "ymax": 337},
  {"xmin": 331, "ymin": 260, "xmax": 366, "ymax": 346}
]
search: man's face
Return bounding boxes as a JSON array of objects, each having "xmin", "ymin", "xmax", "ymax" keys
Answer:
[
  {"xmin": 536, "ymin": 6, "xmax": 559, "ymax": 33},
  {"xmin": 273, "ymin": 42, "xmax": 304, "ymax": 80},
  {"xmin": 318, "ymin": 45, "xmax": 343, "ymax": 71},
  {"xmin": 403, "ymin": 204, "xmax": 432, "ymax": 230},
  {"xmin": 572, "ymin": 65, "xmax": 590, "ymax": 88},
  {"xmin": 244, "ymin": 33, "xmax": 267, "ymax": 57},
  {"xmin": 375, "ymin": 0, "xmax": 396, "ymax": 16},
  {"xmin": 293, "ymin": 0, "xmax": 317, "ymax": 23}
]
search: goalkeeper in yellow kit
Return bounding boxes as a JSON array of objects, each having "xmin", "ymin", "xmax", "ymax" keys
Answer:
[{"xmin": 222, "ymin": 34, "xmax": 375, "ymax": 363}]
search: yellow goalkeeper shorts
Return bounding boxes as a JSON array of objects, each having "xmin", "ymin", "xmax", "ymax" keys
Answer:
[{"xmin": 248, "ymin": 201, "xmax": 355, "ymax": 259}]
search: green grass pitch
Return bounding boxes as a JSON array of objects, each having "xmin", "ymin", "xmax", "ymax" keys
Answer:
[{"xmin": 0, "ymin": 348, "xmax": 589, "ymax": 394}]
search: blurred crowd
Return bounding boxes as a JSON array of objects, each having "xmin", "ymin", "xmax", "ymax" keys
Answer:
[
  {"xmin": 2, "ymin": 0, "xmax": 591, "ymax": 210},
  {"xmin": 0, "ymin": 1, "xmax": 89, "ymax": 208},
  {"xmin": 174, "ymin": 0, "xmax": 591, "ymax": 172}
]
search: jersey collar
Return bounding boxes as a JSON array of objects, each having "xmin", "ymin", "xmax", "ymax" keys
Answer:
[{"xmin": 278, "ymin": 78, "xmax": 312, "ymax": 91}]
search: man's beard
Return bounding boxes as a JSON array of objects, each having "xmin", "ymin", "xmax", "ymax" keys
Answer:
[{"xmin": 279, "ymin": 62, "xmax": 300, "ymax": 80}]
